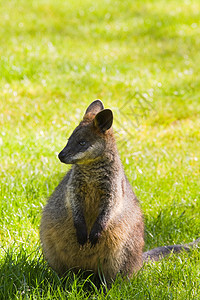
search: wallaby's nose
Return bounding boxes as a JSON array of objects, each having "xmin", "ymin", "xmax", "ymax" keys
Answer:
[{"xmin": 58, "ymin": 150, "xmax": 66, "ymax": 163}]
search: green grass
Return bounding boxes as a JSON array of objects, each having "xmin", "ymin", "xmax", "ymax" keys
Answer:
[{"xmin": 0, "ymin": 0, "xmax": 200, "ymax": 298}]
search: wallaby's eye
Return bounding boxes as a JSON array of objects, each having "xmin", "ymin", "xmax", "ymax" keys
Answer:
[{"xmin": 79, "ymin": 141, "xmax": 86, "ymax": 146}]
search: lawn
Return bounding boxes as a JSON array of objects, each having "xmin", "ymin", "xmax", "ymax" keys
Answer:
[{"xmin": 0, "ymin": 0, "xmax": 200, "ymax": 298}]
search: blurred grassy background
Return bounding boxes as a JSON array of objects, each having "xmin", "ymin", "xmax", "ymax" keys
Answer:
[{"xmin": 0, "ymin": 0, "xmax": 200, "ymax": 298}]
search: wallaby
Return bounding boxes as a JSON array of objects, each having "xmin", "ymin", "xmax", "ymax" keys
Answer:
[{"xmin": 40, "ymin": 100, "xmax": 199, "ymax": 282}]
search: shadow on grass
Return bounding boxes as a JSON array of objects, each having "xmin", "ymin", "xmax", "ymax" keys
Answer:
[
  {"xmin": 1, "ymin": 206, "xmax": 198, "ymax": 299},
  {"xmin": 0, "ymin": 244, "xmax": 151, "ymax": 299},
  {"xmin": 0, "ymin": 245, "xmax": 106, "ymax": 299}
]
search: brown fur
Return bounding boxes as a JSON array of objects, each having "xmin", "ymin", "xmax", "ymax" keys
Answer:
[
  {"xmin": 40, "ymin": 100, "xmax": 144, "ymax": 281},
  {"xmin": 40, "ymin": 100, "xmax": 199, "ymax": 282}
]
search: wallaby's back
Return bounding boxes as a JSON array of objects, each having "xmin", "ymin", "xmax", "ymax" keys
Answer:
[{"xmin": 40, "ymin": 100, "xmax": 144, "ymax": 281}]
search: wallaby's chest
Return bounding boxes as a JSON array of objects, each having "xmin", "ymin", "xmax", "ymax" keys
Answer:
[
  {"xmin": 68, "ymin": 166, "xmax": 111, "ymax": 230},
  {"xmin": 80, "ymin": 183, "xmax": 101, "ymax": 231}
]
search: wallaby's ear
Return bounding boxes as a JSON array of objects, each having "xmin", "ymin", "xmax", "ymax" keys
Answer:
[
  {"xmin": 85, "ymin": 100, "xmax": 104, "ymax": 115},
  {"xmin": 93, "ymin": 109, "xmax": 113, "ymax": 133}
]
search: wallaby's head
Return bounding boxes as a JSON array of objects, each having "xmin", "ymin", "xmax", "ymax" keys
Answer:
[{"xmin": 58, "ymin": 100, "xmax": 114, "ymax": 164}]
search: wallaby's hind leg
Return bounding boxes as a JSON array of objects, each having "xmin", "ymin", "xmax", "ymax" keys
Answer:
[
  {"xmin": 118, "ymin": 245, "xmax": 143, "ymax": 278},
  {"xmin": 143, "ymin": 238, "xmax": 200, "ymax": 262}
]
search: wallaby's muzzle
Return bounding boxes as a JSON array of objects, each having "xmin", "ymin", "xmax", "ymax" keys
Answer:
[
  {"xmin": 58, "ymin": 149, "xmax": 66, "ymax": 163},
  {"xmin": 58, "ymin": 146, "xmax": 72, "ymax": 164},
  {"xmin": 58, "ymin": 143, "xmax": 78, "ymax": 164}
]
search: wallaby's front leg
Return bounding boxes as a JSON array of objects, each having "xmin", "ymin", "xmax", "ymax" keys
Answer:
[
  {"xmin": 89, "ymin": 207, "xmax": 110, "ymax": 246},
  {"xmin": 71, "ymin": 196, "xmax": 88, "ymax": 246},
  {"xmin": 89, "ymin": 181, "xmax": 113, "ymax": 246}
]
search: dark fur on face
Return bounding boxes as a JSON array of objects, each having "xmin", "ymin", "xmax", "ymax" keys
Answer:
[{"xmin": 58, "ymin": 106, "xmax": 113, "ymax": 165}]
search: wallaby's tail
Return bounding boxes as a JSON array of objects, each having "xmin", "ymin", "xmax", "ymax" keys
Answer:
[{"xmin": 142, "ymin": 238, "xmax": 200, "ymax": 262}]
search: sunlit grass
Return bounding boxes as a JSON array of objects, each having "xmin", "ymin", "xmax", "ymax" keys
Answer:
[{"xmin": 0, "ymin": 0, "xmax": 200, "ymax": 298}]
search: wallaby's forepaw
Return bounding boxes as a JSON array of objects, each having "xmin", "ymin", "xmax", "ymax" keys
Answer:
[
  {"xmin": 89, "ymin": 224, "xmax": 102, "ymax": 247},
  {"xmin": 76, "ymin": 227, "xmax": 88, "ymax": 246},
  {"xmin": 89, "ymin": 231, "xmax": 100, "ymax": 247}
]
